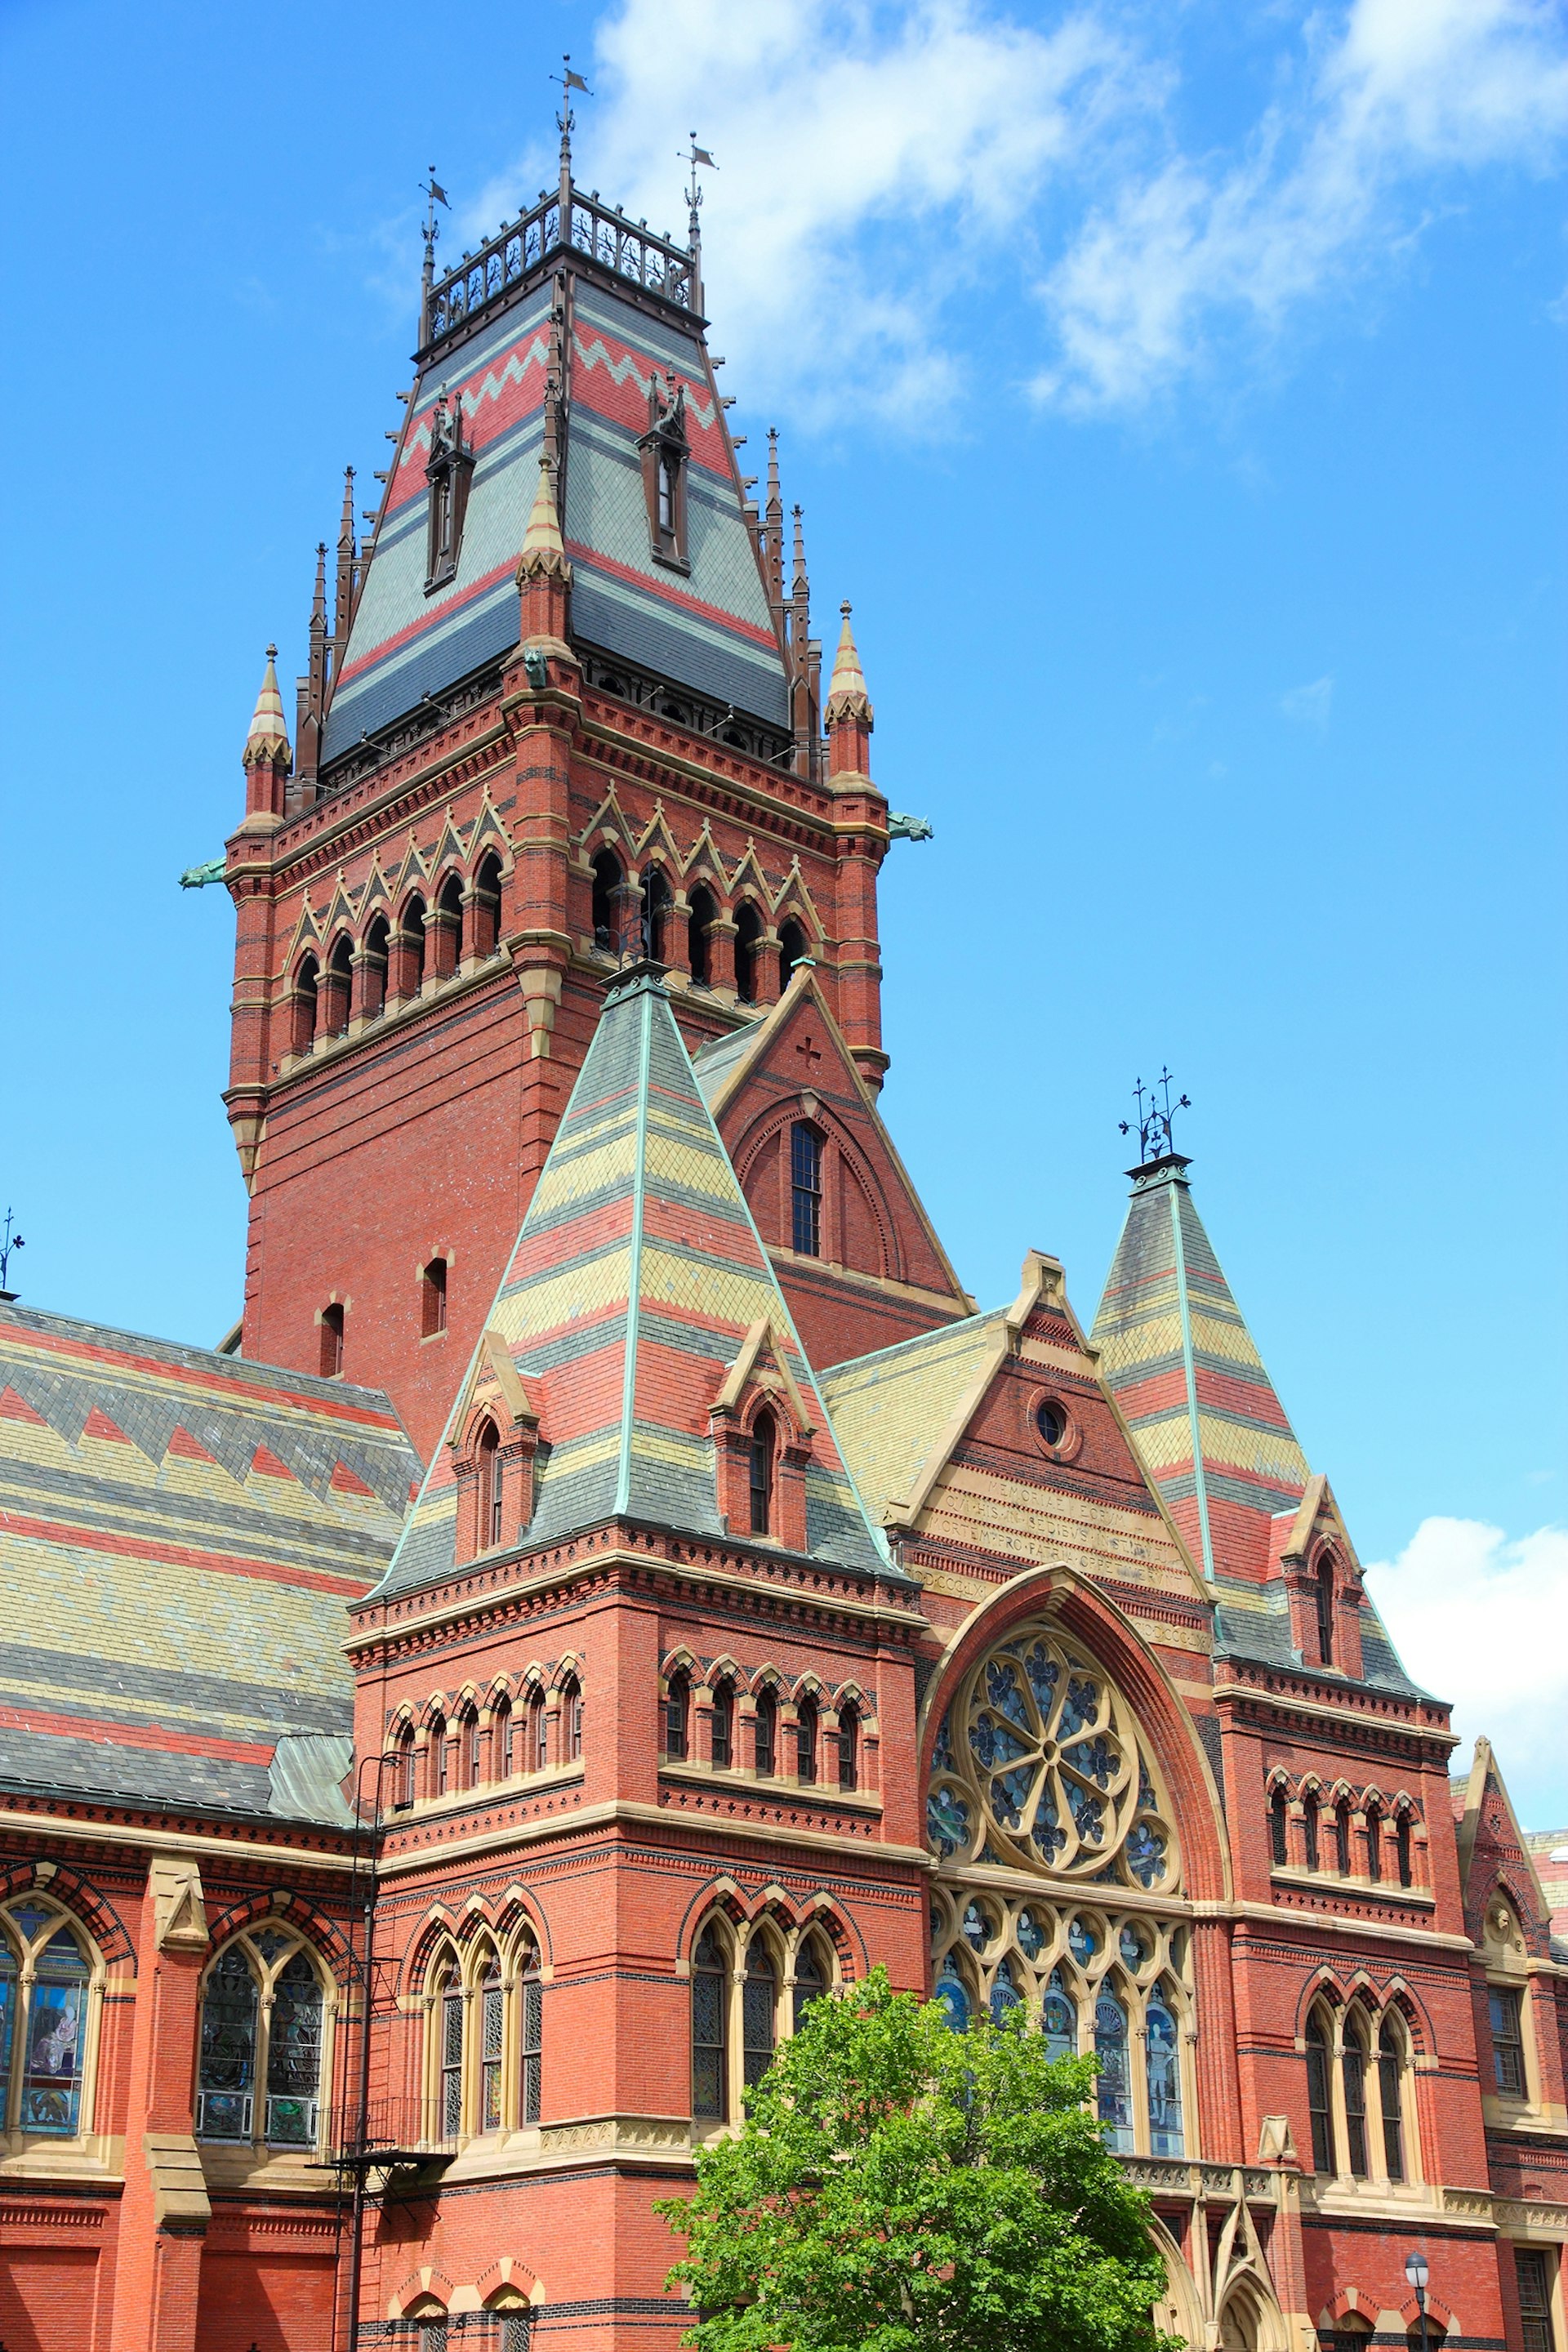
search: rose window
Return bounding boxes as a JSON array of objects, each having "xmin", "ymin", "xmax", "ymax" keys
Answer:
[{"xmin": 926, "ymin": 1624, "xmax": 1179, "ymax": 1894}]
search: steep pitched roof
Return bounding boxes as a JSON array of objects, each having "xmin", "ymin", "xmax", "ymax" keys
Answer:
[
  {"xmin": 1091, "ymin": 1156, "xmax": 1310, "ymax": 1584},
  {"xmin": 381, "ymin": 966, "xmax": 890, "ymax": 1600},
  {"xmin": 0, "ymin": 1306, "xmax": 416, "ymax": 1821}
]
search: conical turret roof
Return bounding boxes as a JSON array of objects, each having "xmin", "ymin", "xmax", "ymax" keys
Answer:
[
  {"xmin": 380, "ymin": 968, "xmax": 890, "ymax": 1600},
  {"xmin": 242, "ymin": 645, "xmax": 291, "ymax": 768},
  {"xmin": 823, "ymin": 601, "xmax": 872, "ymax": 726},
  {"xmin": 1091, "ymin": 1156, "xmax": 1309, "ymax": 1584}
]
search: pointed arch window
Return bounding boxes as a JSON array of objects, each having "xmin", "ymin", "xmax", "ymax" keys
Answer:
[
  {"xmin": 755, "ymin": 1686, "xmax": 777, "ymax": 1777},
  {"xmin": 590, "ymin": 849, "xmax": 622, "ymax": 955},
  {"xmin": 1040, "ymin": 1967, "xmax": 1076, "ymax": 2065},
  {"xmin": 793, "ymin": 1936, "xmax": 828, "ymax": 2031},
  {"xmin": 472, "ymin": 852, "xmax": 504, "ymax": 960},
  {"xmin": 1146, "ymin": 1983, "xmax": 1184, "ymax": 2156},
  {"xmin": 421, "ymin": 1257, "xmax": 448, "ymax": 1339},
  {"xmin": 749, "ymin": 1410, "xmax": 775, "ymax": 1535},
  {"xmin": 1315, "ymin": 1555, "xmax": 1336, "ymax": 1665},
  {"xmin": 1094, "ymin": 1987, "xmax": 1134, "ymax": 2153},
  {"xmin": 710, "ymin": 1681, "xmax": 733, "ymax": 1771},
  {"xmin": 439, "ymin": 1963, "xmax": 465, "ymax": 2139},
  {"xmin": 836, "ymin": 1702, "xmax": 859, "ymax": 1793},
  {"xmin": 529, "ymin": 1686, "xmax": 548, "ymax": 1773},
  {"xmin": 394, "ymin": 1724, "xmax": 416, "ymax": 1809},
  {"xmin": 791, "ymin": 1122, "xmax": 822, "ymax": 1256},
  {"xmin": 1303, "ymin": 1788, "xmax": 1321, "ymax": 1873},
  {"xmin": 319, "ymin": 1303, "xmax": 345, "ymax": 1379},
  {"xmin": 643, "ymin": 376, "xmax": 689, "ymax": 566},
  {"xmin": 519, "ymin": 1939, "xmax": 543, "ymax": 2125},
  {"xmin": 1342, "ymin": 2013, "xmax": 1370, "ymax": 2178},
  {"xmin": 362, "ymin": 914, "xmax": 390, "ymax": 1021},
  {"xmin": 475, "ymin": 1419, "xmax": 502, "ymax": 1551},
  {"xmin": 1304, "ymin": 2010, "xmax": 1334, "ymax": 2173},
  {"xmin": 292, "ymin": 955, "xmax": 319, "ymax": 1056},
  {"xmin": 688, "ymin": 885, "xmax": 715, "ymax": 985},
  {"xmin": 692, "ymin": 1926, "xmax": 729, "ymax": 2120},
  {"xmin": 479, "ymin": 1956, "xmax": 506, "ymax": 2131},
  {"xmin": 742, "ymin": 1945, "xmax": 777, "ymax": 2088},
  {"xmin": 779, "ymin": 918, "xmax": 809, "ymax": 986},
  {"xmin": 496, "ymin": 1695, "xmax": 514, "ymax": 1778},
  {"xmin": 433, "ymin": 872, "xmax": 465, "ymax": 982},
  {"xmin": 564, "ymin": 1677, "xmax": 583, "ymax": 1762},
  {"xmin": 1377, "ymin": 2019, "xmax": 1406, "ymax": 2180},
  {"xmin": 734, "ymin": 902, "xmax": 763, "ymax": 1004},
  {"xmin": 1365, "ymin": 1805, "xmax": 1383, "ymax": 1882},
  {"xmin": 641, "ymin": 864, "xmax": 671, "ymax": 965},
  {"xmin": 795, "ymin": 1695, "xmax": 818, "ymax": 1786},
  {"xmin": 324, "ymin": 934, "xmax": 354, "ymax": 1037},
  {"xmin": 198, "ymin": 1931, "xmax": 327, "ymax": 2149},
  {"xmin": 665, "ymin": 1669, "xmax": 690, "ymax": 1762},
  {"xmin": 1333, "ymin": 1798, "xmax": 1352, "ymax": 1875},
  {"xmin": 1395, "ymin": 1808, "xmax": 1414, "ymax": 1887},
  {"xmin": 425, "ymin": 394, "xmax": 474, "ymax": 591},
  {"xmin": 1269, "ymin": 1787, "xmax": 1289, "ymax": 1866}
]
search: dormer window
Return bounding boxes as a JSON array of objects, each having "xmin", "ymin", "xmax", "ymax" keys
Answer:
[
  {"xmin": 425, "ymin": 393, "xmax": 474, "ymax": 592},
  {"xmin": 640, "ymin": 373, "xmax": 689, "ymax": 568},
  {"xmin": 1315, "ymin": 1554, "xmax": 1336, "ymax": 1666}
]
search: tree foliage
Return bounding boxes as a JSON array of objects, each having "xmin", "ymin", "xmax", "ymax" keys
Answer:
[{"xmin": 659, "ymin": 1967, "xmax": 1180, "ymax": 2352}]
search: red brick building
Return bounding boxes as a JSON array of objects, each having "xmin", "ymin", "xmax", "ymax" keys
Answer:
[{"xmin": 1, "ymin": 122, "xmax": 1563, "ymax": 2352}]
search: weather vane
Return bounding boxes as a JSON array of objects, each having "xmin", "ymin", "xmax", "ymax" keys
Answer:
[
  {"xmin": 419, "ymin": 165, "xmax": 450, "ymax": 274},
  {"xmin": 682, "ymin": 131, "xmax": 716, "ymax": 242},
  {"xmin": 0, "ymin": 1207, "xmax": 24, "ymax": 1295},
  {"xmin": 1119, "ymin": 1069, "xmax": 1191, "ymax": 1165}
]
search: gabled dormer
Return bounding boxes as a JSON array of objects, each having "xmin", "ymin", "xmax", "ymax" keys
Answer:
[
  {"xmin": 447, "ymin": 1327, "xmax": 540, "ymax": 1562},
  {"xmin": 709, "ymin": 1317, "xmax": 817, "ymax": 1550},
  {"xmin": 1273, "ymin": 1474, "xmax": 1366, "ymax": 1681}
]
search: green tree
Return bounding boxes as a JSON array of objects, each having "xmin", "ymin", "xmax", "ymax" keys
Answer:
[{"xmin": 659, "ymin": 1967, "xmax": 1180, "ymax": 2352}]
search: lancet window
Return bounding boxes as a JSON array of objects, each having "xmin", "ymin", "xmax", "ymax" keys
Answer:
[
  {"xmin": 0, "ymin": 1899, "xmax": 96, "ymax": 2140},
  {"xmin": 196, "ymin": 1928, "xmax": 329, "ymax": 2152},
  {"xmin": 690, "ymin": 1917, "xmax": 839, "ymax": 2127},
  {"xmin": 425, "ymin": 1927, "xmax": 543, "ymax": 2142},
  {"xmin": 1300, "ymin": 1996, "xmax": 1416, "ymax": 2184},
  {"xmin": 926, "ymin": 1617, "xmax": 1191, "ymax": 2161}
]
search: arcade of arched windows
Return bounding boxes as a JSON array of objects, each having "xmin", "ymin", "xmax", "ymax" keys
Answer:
[
  {"xmin": 687, "ymin": 1904, "xmax": 848, "ymax": 2129},
  {"xmin": 284, "ymin": 845, "xmax": 507, "ymax": 1058},
  {"xmin": 580, "ymin": 841, "xmax": 821, "ymax": 1009},
  {"xmin": 1265, "ymin": 1771, "xmax": 1427, "ymax": 1891},
  {"xmin": 659, "ymin": 1654, "xmax": 875, "ymax": 1797},
  {"xmin": 421, "ymin": 1915, "xmax": 544, "ymax": 2144},
  {"xmin": 924, "ymin": 1616, "xmax": 1198, "ymax": 2162},
  {"xmin": 1301, "ymin": 1985, "xmax": 1423, "ymax": 2188},
  {"xmin": 387, "ymin": 1664, "xmax": 585, "ymax": 1813}
]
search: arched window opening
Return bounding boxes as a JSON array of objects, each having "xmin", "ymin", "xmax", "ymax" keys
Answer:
[
  {"xmin": 749, "ymin": 1410, "xmax": 775, "ymax": 1536},
  {"xmin": 1094, "ymin": 1986, "xmax": 1134, "ymax": 2153},
  {"xmin": 665, "ymin": 1670, "xmax": 690, "ymax": 1762},
  {"xmin": 363, "ymin": 914, "xmax": 390, "ymax": 1020},
  {"xmin": 1377, "ymin": 2019, "xmax": 1406, "ymax": 2180},
  {"xmin": 591, "ymin": 849, "xmax": 622, "ymax": 954},
  {"xmin": 325, "ymin": 933, "xmax": 354, "ymax": 1037},
  {"xmin": 421, "ymin": 1256, "xmax": 448, "ymax": 1338},
  {"xmin": 779, "ymin": 917, "xmax": 809, "ymax": 985},
  {"xmin": 461, "ymin": 1707, "xmax": 482, "ymax": 1790},
  {"xmin": 431, "ymin": 1716, "xmax": 448, "ymax": 1797},
  {"xmin": 742, "ymin": 1944, "xmax": 777, "ymax": 2089},
  {"xmin": 519, "ymin": 1936, "xmax": 543, "ymax": 2125},
  {"xmin": 1269, "ymin": 1787, "xmax": 1289, "ymax": 1867},
  {"xmin": 1334, "ymin": 1798, "xmax": 1352, "ymax": 1876},
  {"xmin": 434, "ymin": 871, "xmax": 465, "ymax": 981},
  {"xmin": 396, "ymin": 1726, "xmax": 417, "ymax": 1810},
  {"xmin": 529, "ymin": 1687, "xmax": 548, "ymax": 1773},
  {"xmin": 1343, "ymin": 2013, "xmax": 1370, "ymax": 2178},
  {"xmin": 934, "ymin": 1950, "xmax": 972, "ymax": 2034},
  {"xmin": 479, "ymin": 1954, "xmax": 505, "ymax": 2132},
  {"xmin": 1395, "ymin": 1810, "xmax": 1414, "ymax": 1887},
  {"xmin": 733, "ymin": 902, "xmax": 763, "ymax": 1004},
  {"xmin": 197, "ymin": 1946, "xmax": 258, "ymax": 2141},
  {"xmin": 641, "ymin": 863, "xmax": 671, "ymax": 964},
  {"xmin": 755, "ymin": 1686, "xmax": 777, "ymax": 1777},
  {"xmin": 13, "ymin": 1917, "xmax": 88, "ymax": 2136},
  {"xmin": 1303, "ymin": 1789, "xmax": 1321, "ymax": 1873},
  {"xmin": 319, "ymin": 1303, "xmax": 345, "ymax": 1379},
  {"xmin": 987, "ymin": 1957, "xmax": 1023, "ymax": 2025},
  {"xmin": 1365, "ymin": 1806, "xmax": 1382, "ymax": 1883},
  {"xmin": 795, "ymin": 1695, "xmax": 818, "ymax": 1786},
  {"xmin": 688, "ymin": 885, "xmax": 716, "ymax": 985},
  {"xmin": 692, "ymin": 1925, "xmax": 729, "ymax": 2120},
  {"xmin": 1328, "ymin": 2321, "xmax": 1374, "ymax": 2352},
  {"xmin": 292, "ymin": 955, "xmax": 319, "ymax": 1056},
  {"xmin": 406, "ymin": 2296, "xmax": 450, "ymax": 2352},
  {"xmin": 837, "ymin": 1703, "xmax": 859, "ymax": 1793},
  {"xmin": 1304, "ymin": 2010, "xmax": 1334, "ymax": 2173},
  {"xmin": 791, "ymin": 1122, "xmax": 822, "ymax": 1257},
  {"xmin": 710, "ymin": 1681, "xmax": 733, "ymax": 1771},
  {"xmin": 198, "ymin": 1933, "xmax": 325, "ymax": 2150},
  {"xmin": 403, "ymin": 896, "xmax": 427, "ymax": 996},
  {"xmin": 1315, "ymin": 1555, "xmax": 1336, "ymax": 1666},
  {"xmin": 1146, "ymin": 1983, "xmax": 1184, "ymax": 2156},
  {"xmin": 564, "ymin": 1678, "xmax": 583, "ymax": 1762},
  {"xmin": 439, "ymin": 1962, "xmax": 464, "ymax": 2139},
  {"xmin": 1489, "ymin": 1984, "xmax": 1526, "ymax": 2096},
  {"xmin": 1040, "ymin": 1966, "xmax": 1076, "ymax": 2065},
  {"xmin": 472, "ymin": 852, "xmax": 503, "ymax": 960},
  {"xmin": 475, "ymin": 1419, "xmax": 502, "ymax": 1552},
  {"xmin": 793, "ymin": 1936, "xmax": 828, "ymax": 2031}
]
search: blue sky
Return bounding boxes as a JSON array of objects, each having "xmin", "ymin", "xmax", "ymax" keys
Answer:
[{"xmin": 2, "ymin": 0, "xmax": 1564, "ymax": 1816}]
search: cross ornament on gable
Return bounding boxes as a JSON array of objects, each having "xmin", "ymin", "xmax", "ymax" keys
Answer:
[{"xmin": 795, "ymin": 1033, "xmax": 822, "ymax": 1070}]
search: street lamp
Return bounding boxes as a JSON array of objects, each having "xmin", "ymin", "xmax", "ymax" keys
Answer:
[{"xmin": 1405, "ymin": 2251, "xmax": 1432, "ymax": 2352}]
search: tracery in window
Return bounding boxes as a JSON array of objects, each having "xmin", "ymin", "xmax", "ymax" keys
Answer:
[
  {"xmin": 1305, "ymin": 2011, "xmax": 1334, "ymax": 2172},
  {"xmin": 692, "ymin": 1924, "xmax": 728, "ymax": 2121},
  {"xmin": 425, "ymin": 1923, "xmax": 543, "ymax": 2141},
  {"xmin": 0, "ymin": 1907, "xmax": 92, "ymax": 2139},
  {"xmin": 197, "ymin": 1928, "xmax": 327, "ymax": 2151},
  {"xmin": 1342, "ymin": 2010, "xmax": 1370, "ymax": 2177},
  {"xmin": 690, "ymin": 1918, "xmax": 840, "ymax": 2127},
  {"xmin": 1303, "ymin": 1997, "xmax": 1416, "ymax": 2185},
  {"xmin": 742, "ymin": 1946, "xmax": 777, "ymax": 2088}
]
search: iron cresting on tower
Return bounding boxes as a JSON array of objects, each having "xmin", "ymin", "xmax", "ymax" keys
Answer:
[{"xmin": 0, "ymin": 108, "xmax": 1563, "ymax": 2352}]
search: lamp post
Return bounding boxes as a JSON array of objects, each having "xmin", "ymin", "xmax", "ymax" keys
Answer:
[{"xmin": 1405, "ymin": 2250, "xmax": 1432, "ymax": 2352}]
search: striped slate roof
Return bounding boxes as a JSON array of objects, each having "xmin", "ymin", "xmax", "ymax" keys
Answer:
[
  {"xmin": 818, "ymin": 1315, "xmax": 1004, "ymax": 1526},
  {"xmin": 381, "ymin": 965, "xmax": 889, "ymax": 1600},
  {"xmin": 0, "ymin": 1306, "xmax": 416, "ymax": 1820},
  {"xmin": 321, "ymin": 250, "xmax": 787, "ymax": 768},
  {"xmin": 1091, "ymin": 1157, "xmax": 1310, "ymax": 1585}
]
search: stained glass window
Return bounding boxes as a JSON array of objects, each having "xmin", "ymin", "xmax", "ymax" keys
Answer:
[
  {"xmin": 742, "ymin": 1947, "xmax": 776, "ymax": 2089},
  {"xmin": 793, "ymin": 1939, "xmax": 827, "ymax": 2032},
  {"xmin": 1094, "ymin": 1988, "xmax": 1133, "ymax": 2153},
  {"xmin": 1040, "ymin": 1968, "xmax": 1076, "ymax": 2065},
  {"xmin": 0, "ymin": 1940, "xmax": 16, "ymax": 2107},
  {"xmin": 1146, "ymin": 1985, "xmax": 1183, "ymax": 2157},
  {"xmin": 692, "ymin": 1927, "xmax": 728, "ymax": 2119},
  {"xmin": 935, "ymin": 1952, "xmax": 971, "ymax": 2034},
  {"xmin": 198, "ymin": 1945, "xmax": 257, "ymax": 2142},
  {"xmin": 266, "ymin": 1950, "xmax": 323, "ymax": 2146},
  {"xmin": 989, "ymin": 1958, "xmax": 1022, "ymax": 2025}
]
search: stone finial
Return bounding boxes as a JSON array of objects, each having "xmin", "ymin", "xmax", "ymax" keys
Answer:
[
  {"xmin": 516, "ymin": 453, "xmax": 571, "ymax": 583},
  {"xmin": 242, "ymin": 644, "xmax": 292, "ymax": 770},
  {"xmin": 823, "ymin": 601, "xmax": 873, "ymax": 728}
]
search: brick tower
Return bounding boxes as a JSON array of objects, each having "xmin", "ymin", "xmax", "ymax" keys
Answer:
[{"xmin": 224, "ymin": 127, "xmax": 964, "ymax": 1459}]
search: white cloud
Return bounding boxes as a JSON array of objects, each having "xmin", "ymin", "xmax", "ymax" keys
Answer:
[
  {"xmin": 459, "ymin": 0, "xmax": 1567, "ymax": 425},
  {"xmin": 1365, "ymin": 1517, "xmax": 1568, "ymax": 1829},
  {"xmin": 1282, "ymin": 674, "xmax": 1334, "ymax": 728}
]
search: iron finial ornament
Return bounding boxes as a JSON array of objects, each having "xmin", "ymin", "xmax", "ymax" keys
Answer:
[
  {"xmin": 1119, "ymin": 1067, "xmax": 1192, "ymax": 1165},
  {"xmin": 0, "ymin": 1207, "xmax": 24, "ymax": 1298},
  {"xmin": 554, "ymin": 53, "xmax": 592, "ymax": 195}
]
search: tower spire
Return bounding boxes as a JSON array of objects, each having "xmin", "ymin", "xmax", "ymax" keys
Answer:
[
  {"xmin": 331, "ymin": 469, "xmax": 357, "ymax": 696},
  {"xmin": 294, "ymin": 541, "xmax": 329, "ymax": 799},
  {"xmin": 764, "ymin": 428, "xmax": 785, "ymax": 635},
  {"xmin": 789, "ymin": 505, "xmax": 818, "ymax": 778},
  {"xmin": 241, "ymin": 644, "xmax": 292, "ymax": 826}
]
